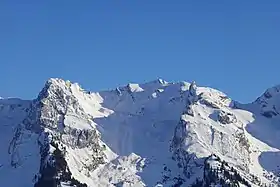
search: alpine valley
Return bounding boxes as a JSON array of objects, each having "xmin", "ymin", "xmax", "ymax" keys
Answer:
[{"xmin": 0, "ymin": 78, "xmax": 280, "ymax": 187}]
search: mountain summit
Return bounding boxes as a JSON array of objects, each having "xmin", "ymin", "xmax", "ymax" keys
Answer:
[{"xmin": 0, "ymin": 78, "xmax": 279, "ymax": 187}]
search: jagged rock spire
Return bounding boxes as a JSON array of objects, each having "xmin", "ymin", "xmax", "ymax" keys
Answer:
[
  {"xmin": 188, "ymin": 81, "xmax": 198, "ymax": 105},
  {"xmin": 189, "ymin": 81, "xmax": 197, "ymax": 97}
]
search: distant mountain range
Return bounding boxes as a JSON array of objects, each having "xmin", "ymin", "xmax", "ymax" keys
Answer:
[{"xmin": 0, "ymin": 78, "xmax": 279, "ymax": 187}]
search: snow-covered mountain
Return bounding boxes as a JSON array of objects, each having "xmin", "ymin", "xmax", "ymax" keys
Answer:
[{"xmin": 0, "ymin": 78, "xmax": 280, "ymax": 187}]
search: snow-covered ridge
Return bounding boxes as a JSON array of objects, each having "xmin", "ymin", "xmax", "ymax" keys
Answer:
[
  {"xmin": 0, "ymin": 78, "xmax": 280, "ymax": 187},
  {"xmin": 252, "ymin": 85, "xmax": 280, "ymax": 119}
]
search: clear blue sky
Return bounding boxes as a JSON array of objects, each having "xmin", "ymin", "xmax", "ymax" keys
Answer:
[{"xmin": 1, "ymin": 1, "xmax": 280, "ymax": 102}]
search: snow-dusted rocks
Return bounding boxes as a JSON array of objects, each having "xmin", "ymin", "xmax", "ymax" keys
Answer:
[
  {"xmin": 254, "ymin": 85, "xmax": 280, "ymax": 118},
  {"xmin": 217, "ymin": 110, "xmax": 237, "ymax": 124},
  {"xmin": 127, "ymin": 83, "xmax": 144, "ymax": 93},
  {"xmin": 187, "ymin": 81, "xmax": 198, "ymax": 105},
  {"xmin": 158, "ymin": 78, "xmax": 168, "ymax": 86},
  {"xmin": 20, "ymin": 78, "xmax": 107, "ymax": 186},
  {"xmin": 184, "ymin": 105, "xmax": 194, "ymax": 116},
  {"xmin": 1, "ymin": 78, "xmax": 280, "ymax": 186}
]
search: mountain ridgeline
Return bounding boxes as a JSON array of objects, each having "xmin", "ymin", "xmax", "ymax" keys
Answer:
[{"xmin": 0, "ymin": 78, "xmax": 280, "ymax": 187}]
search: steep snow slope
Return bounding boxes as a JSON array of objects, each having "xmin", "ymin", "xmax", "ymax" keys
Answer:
[
  {"xmin": 0, "ymin": 99, "xmax": 41, "ymax": 187},
  {"xmin": 0, "ymin": 78, "xmax": 280, "ymax": 187},
  {"xmin": 171, "ymin": 84, "xmax": 280, "ymax": 186}
]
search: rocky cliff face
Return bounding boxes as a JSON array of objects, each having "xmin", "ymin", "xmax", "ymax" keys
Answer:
[
  {"xmin": 0, "ymin": 78, "xmax": 280, "ymax": 187},
  {"xmin": 170, "ymin": 82, "xmax": 252, "ymax": 186}
]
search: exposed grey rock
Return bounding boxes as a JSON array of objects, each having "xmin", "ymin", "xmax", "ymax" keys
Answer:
[
  {"xmin": 184, "ymin": 105, "xmax": 194, "ymax": 116},
  {"xmin": 218, "ymin": 110, "xmax": 237, "ymax": 124},
  {"xmin": 200, "ymin": 99, "xmax": 220, "ymax": 109},
  {"xmin": 17, "ymin": 79, "xmax": 106, "ymax": 186},
  {"xmin": 186, "ymin": 81, "xmax": 198, "ymax": 106}
]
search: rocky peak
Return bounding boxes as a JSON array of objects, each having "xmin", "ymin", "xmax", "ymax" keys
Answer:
[
  {"xmin": 254, "ymin": 85, "xmax": 280, "ymax": 118},
  {"xmin": 17, "ymin": 78, "xmax": 107, "ymax": 186},
  {"xmin": 258, "ymin": 85, "xmax": 280, "ymax": 100},
  {"xmin": 189, "ymin": 81, "xmax": 197, "ymax": 96},
  {"xmin": 2, "ymin": 78, "xmax": 280, "ymax": 187},
  {"xmin": 37, "ymin": 78, "xmax": 73, "ymax": 102},
  {"xmin": 187, "ymin": 81, "xmax": 198, "ymax": 105}
]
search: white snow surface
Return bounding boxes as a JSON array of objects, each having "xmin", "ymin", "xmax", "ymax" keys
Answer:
[{"xmin": 1, "ymin": 78, "xmax": 280, "ymax": 186}]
